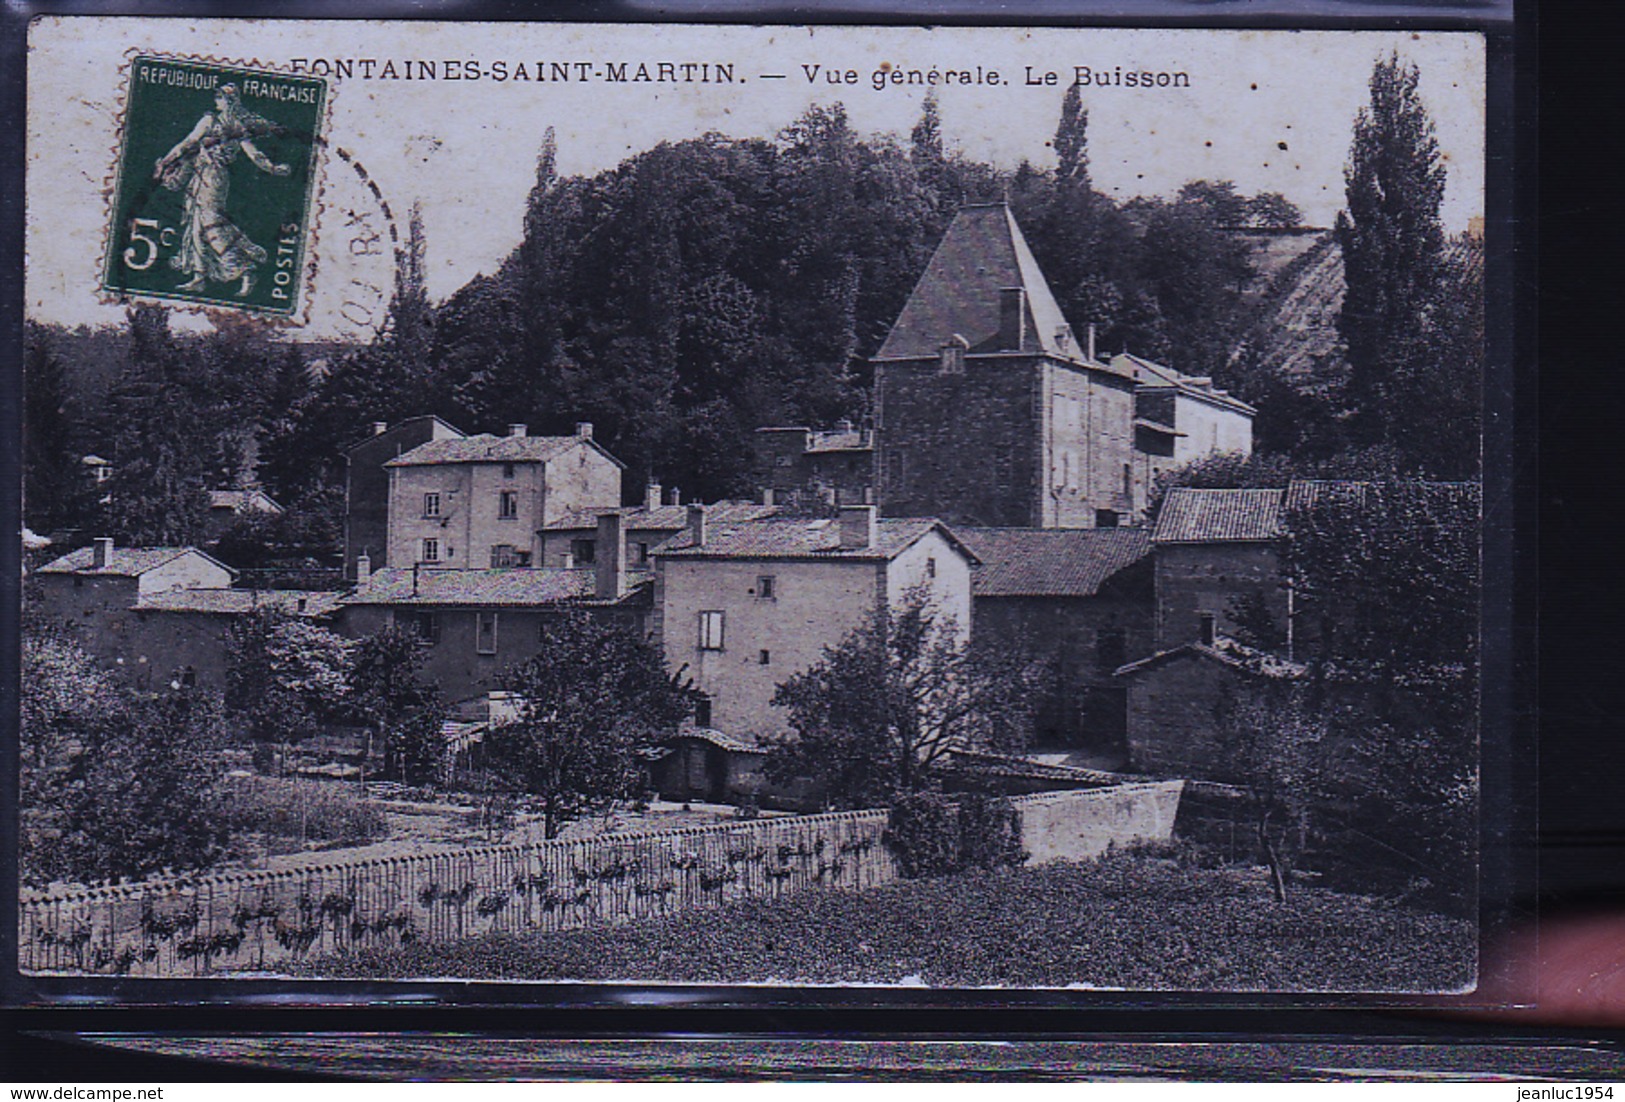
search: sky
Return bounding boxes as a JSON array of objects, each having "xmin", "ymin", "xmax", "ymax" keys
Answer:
[{"xmin": 27, "ymin": 20, "xmax": 1485, "ymax": 337}]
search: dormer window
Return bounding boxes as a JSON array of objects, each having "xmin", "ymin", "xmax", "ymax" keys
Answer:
[{"xmin": 938, "ymin": 334, "xmax": 968, "ymax": 375}]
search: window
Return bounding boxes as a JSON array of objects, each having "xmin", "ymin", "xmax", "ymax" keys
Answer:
[
  {"xmin": 571, "ymin": 538, "xmax": 596, "ymax": 565},
  {"xmin": 421, "ymin": 538, "xmax": 440, "ymax": 562},
  {"xmin": 634, "ymin": 542, "xmax": 650, "ymax": 566},
  {"xmin": 499, "ymin": 490, "xmax": 519, "ymax": 519},
  {"xmin": 1095, "ymin": 509, "xmax": 1120, "ymax": 529},
  {"xmin": 178, "ymin": 666, "xmax": 197, "ymax": 688},
  {"xmin": 476, "ymin": 612, "xmax": 498, "ymax": 655},
  {"xmin": 491, "ymin": 544, "xmax": 518, "ymax": 568},
  {"xmin": 412, "ymin": 611, "xmax": 441, "ymax": 643},
  {"xmin": 698, "ymin": 610, "xmax": 725, "ymax": 651},
  {"xmin": 503, "ymin": 462, "xmax": 516, "ymax": 479},
  {"xmin": 926, "ymin": 557, "xmax": 937, "ymax": 579},
  {"xmin": 1123, "ymin": 462, "xmax": 1134, "ymax": 501},
  {"xmin": 694, "ymin": 696, "xmax": 713, "ymax": 728},
  {"xmin": 422, "ymin": 492, "xmax": 441, "ymax": 518},
  {"xmin": 756, "ymin": 575, "xmax": 776, "ymax": 600},
  {"xmin": 759, "ymin": 649, "xmax": 771, "ymax": 665}
]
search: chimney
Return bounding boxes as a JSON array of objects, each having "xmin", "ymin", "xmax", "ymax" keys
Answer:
[
  {"xmin": 92, "ymin": 536, "xmax": 113, "ymax": 569},
  {"xmin": 1199, "ymin": 612, "xmax": 1217, "ymax": 646},
  {"xmin": 669, "ymin": 487, "xmax": 682, "ymax": 507},
  {"xmin": 1087, "ymin": 323, "xmax": 1097, "ymax": 362},
  {"xmin": 997, "ymin": 287, "xmax": 1027, "ymax": 351},
  {"xmin": 575, "ymin": 421, "xmax": 593, "ymax": 440},
  {"xmin": 508, "ymin": 423, "xmax": 527, "ymax": 438},
  {"xmin": 645, "ymin": 480, "xmax": 662, "ymax": 511},
  {"xmin": 839, "ymin": 505, "xmax": 877, "ymax": 550},
  {"xmin": 356, "ymin": 550, "xmax": 371, "ymax": 585},
  {"xmin": 595, "ymin": 512, "xmax": 627, "ymax": 601},
  {"xmin": 761, "ymin": 487, "xmax": 775, "ymax": 506},
  {"xmin": 687, "ymin": 504, "xmax": 707, "ymax": 548},
  {"xmin": 372, "ymin": 421, "xmax": 388, "ymax": 436}
]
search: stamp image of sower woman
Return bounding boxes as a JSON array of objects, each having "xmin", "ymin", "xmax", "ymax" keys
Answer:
[{"xmin": 152, "ymin": 83, "xmax": 291, "ymax": 297}]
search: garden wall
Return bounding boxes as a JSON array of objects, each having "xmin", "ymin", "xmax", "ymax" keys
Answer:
[{"xmin": 19, "ymin": 783, "xmax": 1181, "ymax": 977}]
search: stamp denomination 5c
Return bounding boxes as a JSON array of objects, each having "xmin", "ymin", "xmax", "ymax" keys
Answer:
[{"xmin": 101, "ymin": 56, "xmax": 327, "ymax": 316}]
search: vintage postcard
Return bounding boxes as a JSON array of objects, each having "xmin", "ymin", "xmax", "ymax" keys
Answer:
[{"xmin": 21, "ymin": 19, "xmax": 1490, "ymax": 993}]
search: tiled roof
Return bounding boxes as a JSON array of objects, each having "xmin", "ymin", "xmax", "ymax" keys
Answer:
[
  {"xmin": 1282, "ymin": 479, "xmax": 1481, "ymax": 515},
  {"xmin": 1114, "ymin": 637, "xmax": 1307, "ymax": 680},
  {"xmin": 543, "ymin": 502, "xmax": 781, "ymax": 533},
  {"xmin": 134, "ymin": 589, "xmax": 342, "ymax": 617},
  {"xmin": 388, "ymin": 434, "xmax": 621, "ymax": 468},
  {"xmin": 208, "ymin": 489, "xmax": 284, "ymax": 513},
  {"xmin": 1112, "ymin": 352, "xmax": 1257, "ymax": 415},
  {"xmin": 341, "ymin": 567, "xmax": 651, "ymax": 607},
  {"xmin": 665, "ymin": 727, "xmax": 767, "ymax": 755},
  {"xmin": 877, "ymin": 204, "xmax": 1086, "ymax": 364},
  {"xmin": 956, "ymin": 527, "xmax": 1150, "ymax": 598},
  {"xmin": 37, "ymin": 546, "xmax": 213, "ymax": 577},
  {"xmin": 656, "ymin": 515, "xmax": 969, "ymax": 562},
  {"xmin": 343, "ymin": 415, "xmax": 466, "ymax": 455},
  {"xmin": 943, "ymin": 749, "xmax": 1122, "ymax": 786},
  {"xmin": 1152, "ymin": 488, "xmax": 1285, "ymax": 544}
]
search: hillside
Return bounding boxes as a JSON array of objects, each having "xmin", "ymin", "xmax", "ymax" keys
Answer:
[{"xmin": 1230, "ymin": 228, "xmax": 1348, "ymax": 392}]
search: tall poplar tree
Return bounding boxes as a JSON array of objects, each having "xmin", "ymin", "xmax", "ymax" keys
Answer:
[{"xmin": 1336, "ymin": 53, "xmax": 1448, "ymax": 446}]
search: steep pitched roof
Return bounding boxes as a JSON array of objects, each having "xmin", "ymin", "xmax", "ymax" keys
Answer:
[
  {"xmin": 656, "ymin": 515, "xmax": 975, "ymax": 563},
  {"xmin": 134, "ymin": 589, "xmax": 342, "ymax": 617},
  {"xmin": 1113, "ymin": 637, "xmax": 1307, "ymax": 680},
  {"xmin": 543, "ymin": 502, "xmax": 781, "ymax": 533},
  {"xmin": 876, "ymin": 204, "xmax": 1081, "ymax": 363},
  {"xmin": 387, "ymin": 433, "xmax": 625, "ymax": 469},
  {"xmin": 341, "ymin": 567, "xmax": 651, "ymax": 607},
  {"xmin": 37, "ymin": 546, "xmax": 229, "ymax": 578},
  {"xmin": 1152, "ymin": 488, "xmax": 1285, "ymax": 544},
  {"xmin": 956, "ymin": 527, "xmax": 1150, "ymax": 598}
]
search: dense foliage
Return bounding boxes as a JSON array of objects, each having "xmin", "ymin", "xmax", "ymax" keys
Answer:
[
  {"xmin": 21, "ymin": 630, "xmax": 230, "ymax": 886},
  {"xmin": 225, "ymin": 605, "xmax": 356, "ymax": 754},
  {"xmin": 347, "ymin": 625, "xmax": 446, "ymax": 785},
  {"xmin": 485, "ymin": 612, "xmax": 697, "ymax": 838},
  {"xmin": 765, "ymin": 593, "xmax": 1036, "ymax": 809},
  {"xmin": 306, "ymin": 852, "xmax": 1475, "ymax": 990}
]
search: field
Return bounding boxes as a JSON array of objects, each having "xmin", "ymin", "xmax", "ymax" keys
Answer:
[{"xmin": 303, "ymin": 851, "xmax": 1476, "ymax": 991}]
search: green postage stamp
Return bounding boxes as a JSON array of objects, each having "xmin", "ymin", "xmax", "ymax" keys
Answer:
[{"xmin": 101, "ymin": 56, "xmax": 327, "ymax": 316}]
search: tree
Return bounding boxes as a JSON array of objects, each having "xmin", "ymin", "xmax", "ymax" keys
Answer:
[
  {"xmin": 1336, "ymin": 53, "xmax": 1448, "ymax": 445},
  {"xmin": 1178, "ymin": 179, "xmax": 1248, "ymax": 227},
  {"xmin": 485, "ymin": 612, "xmax": 696, "ymax": 838},
  {"xmin": 23, "ymin": 322, "xmax": 89, "ymax": 535},
  {"xmin": 225, "ymin": 605, "xmax": 354, "ymax": 766},
  {"xmin": 1246, "ymin": 191, "xmax": 1303, "ymax": 229},
  {"xmin": 102, "ymin": 306, "xmax": 211, "ymax": 546},
  {"xmin": 766, "ymin": 592, "xmax": 1035, "ymax": 809},
  {"xmin": 22, "ymin": 630, "xmax": 229, "ymax": 886},
  {"xmin": 348, "ymin": 624, "xmax": 444, "ymax": 785}
]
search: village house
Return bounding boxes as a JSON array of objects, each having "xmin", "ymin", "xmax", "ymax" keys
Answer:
[
  {"xmin": 1112, "ymin": 352, "xmax": 1255, "ymax": 491},
  {"xmin": 647, "ymin": 504, "xmax": 976, "ymax": 802},
  {"xmin": 1151, "ymin": 486, "xmax": 1291, "ymax": 652},
  {"xmin": 750, "ymin": 422, "xmax": 876, "ymax": 509},
  {"xmin": 872, "ymin": 203, "xmax": 1143, "ymax": 529},
  {"xmin": 30, "ymin": 538, "xmax": 339, "ymax": 692},
  {"xmin": 202, "ymin": 487, "xmax": 285, "ymax": 542},
  {"xmin": 343, "ymin": 414, "xmax": 466, "ymax": 581},
  {"xmin": 955, "ymin": 526, "xmax": 1154, "ymax": 760},
  {"xmin": 339, "ymin": 513, "xmax": 651, "ymax": 705},
  {"xmin": 383, "ymin": 422, "xmax": 622, "ymax": 574}
]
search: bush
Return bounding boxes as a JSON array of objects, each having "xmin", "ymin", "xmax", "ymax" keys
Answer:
[
  {"xmin": 958, "ymin": 793, "xmax": 1027, "ymax": 871},
  {"xmin": 886, "ymin": 790, "xmax": 959, "ymax": 879},
  {"xmin": 219, "ymin": 775, "xmax": 389, "ymax": 850}
]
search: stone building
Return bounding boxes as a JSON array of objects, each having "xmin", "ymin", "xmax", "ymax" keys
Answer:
[
  {"xmin": 651, "ymin": 504, "xmax": 976, "ymax": 742},
  {"xmin": 873, "ymin": 203, "xmax": 1143, "ymax": 529},
  {"xmin": 1151, "ymin": 486, "xmax": 1290, "ymax": 651},
  {"xmin": 539, "ymin": 486, "xmax": 780, "ymax": 570},
  {"xmin": 339, "ymin": 513, "xmax": 651, "ymax": 705},
  {"xmin": 1111, "ymin": 352, "xmax": 1255, "ymax": 491},
  {"xmin": 344, "ymin": 415, "xmax": 465, "ymax": 580},
  {"xmin": 751, "ymin": 422, "xmax": 875, "ymax": 508},
  {"xmin": 30, "ymin": 538, "xmax": 339, "ymax": 692},
  {"xmin": 202, "ymin": 488, "xmax": 285, "ymax": 543},
  {"xmin": 1113, "ymin": 628, "xmax": 1307, "ymax": 780},
  {"xmin": 956, "ymin": 526, "xmax": 1153, "ymax": 760},
  {"xmin": 383, "ymin": 422, "xmax": 622, "ymax": 574}
]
